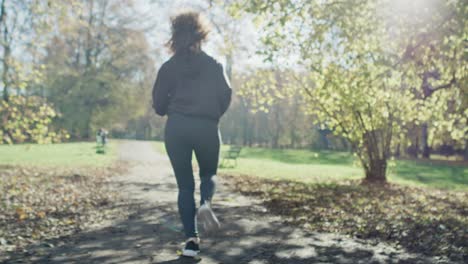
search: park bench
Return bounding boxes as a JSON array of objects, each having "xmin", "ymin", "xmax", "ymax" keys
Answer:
[{"xmin": 220, "ymin": 145, "xmax": 242, "ymax": 168}]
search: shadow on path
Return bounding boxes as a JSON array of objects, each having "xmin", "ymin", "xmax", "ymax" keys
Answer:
[{"xmin": 25, "ymin": 200, "xmax": 430, "ymax": 264}]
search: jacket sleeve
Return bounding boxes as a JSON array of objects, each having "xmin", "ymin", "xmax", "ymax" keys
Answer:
[
  {"xmin": 217, "ymin": 63, "xmax": 232, "ymax": 116},
  {"xmin": 152, "ymin": 64, "xmax": 171, "ymax": 116}
]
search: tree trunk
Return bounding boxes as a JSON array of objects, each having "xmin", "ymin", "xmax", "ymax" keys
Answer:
[
  {"xmin": 290, "ymin": 130, "xmax": 296, "ymax": 148},
  {"xmin": 364, "ymin": 158, "xmax": 387, "ymax": 183},
  {"xmin": 85, "ymin": 107, "xmax": 94, "ymax": 139},
  {"xmin": 421, "ymin": 123, "xmax": 430, "ymax": 159},
  {"xmin": 288, "ymin": 95, "xmax": 300, "ymax": 148},
  {"xmin": 242, "ymin": 104, "xmax": 248, "ymax": 146},
  {"xmin": 394, "ymin": 143, "xmax": 401, "ymax": 158},
  {"xmin": 1, "ymin": 44, "xmax": 9, "ymax": 101},
  {"xmin": 407, "ymin": 130, "xmax": 419, "ymax": 158},
  {"xmin": 464, "ymin": 139, "xmax": 468, "ymax": 162},
  {"xmin": 319, "ymin": 129, "xmax": 329, "ymax": 149},
  {"xmin": 248, "ymin": 125, "xmax": 253, "ymax": 147},
  {"xmin": 85, "ymin": 0, "xmax": 95, "ymax": 68},
  {"xmin": 272, "ymin": 105, "xmax": 281, "ymax": 148},
  {"xmin": 362, "ymin": 130, "xmax": 388, "ymax": 183},
  {"xmin": 272, "ymin": 133, "xmax": 279, "ymax": 148},
  {"xmin": 1, "ymin": 0, "xmax": 10, "ymax": 101}
]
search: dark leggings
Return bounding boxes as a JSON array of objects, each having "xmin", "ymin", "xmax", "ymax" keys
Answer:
[{"xmin": 164, "ymin": 113, "xmax": 220, "ymax": 238}]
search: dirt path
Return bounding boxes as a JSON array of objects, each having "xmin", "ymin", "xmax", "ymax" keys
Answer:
[{"xmin": 26, "ymin": 141, "xmax": 443, "ymax": 264}]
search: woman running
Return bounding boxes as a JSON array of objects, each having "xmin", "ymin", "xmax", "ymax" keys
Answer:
[{"xmin": 152, "ymin": 11, "xmax": 232, "ymax": 257}]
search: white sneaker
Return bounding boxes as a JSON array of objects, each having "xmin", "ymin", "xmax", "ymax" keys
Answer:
[
  {"xmin": 181, "ymin": 237, "xmax": 200, "ymax": 257},
  {"xmin": 197, "ymin": 201, "xmax": 221, "ymax": 232}
]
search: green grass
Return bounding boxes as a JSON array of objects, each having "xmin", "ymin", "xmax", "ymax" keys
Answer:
[
  {"xmin": 390, "ymin": 159, "xmax": 467, "ymax": 190},
  {"xmin": 153, "ymin": 141, "xmax": 467, "ymax": 191},
  {"xmin": 0, "ymin": 142, "xmax": 119, "ymax": 167}
]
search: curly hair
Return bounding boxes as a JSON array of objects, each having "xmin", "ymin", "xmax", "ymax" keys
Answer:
[{"xmin": 167, "ymin": 11, "xmax": 210, "ymax": 54}]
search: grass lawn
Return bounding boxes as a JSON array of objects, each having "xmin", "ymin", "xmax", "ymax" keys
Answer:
[
  {"xmin": 0, "ymin": 141, "xmax": 119, "ymax": 167},
  {"xmin": 153, "ymin": 141, "xmax": 468, "ymax": 191}
]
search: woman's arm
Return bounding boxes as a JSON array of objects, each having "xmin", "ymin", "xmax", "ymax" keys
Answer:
[
  {"xmin": 152, "ymin": 64, "xmax": 171, "ymax": 116},
  {"xmin": 217, "ymin": 64, "xmax": 232, "ymax": 116}
]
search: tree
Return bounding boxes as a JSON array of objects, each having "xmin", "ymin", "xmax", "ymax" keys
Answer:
[
  {"xmin": 43, "ymin": 0, "xmax": 155, "ymax": 139},
  {"xmin": 0, "ymin": 0, "xmax": 75, "ymax": 144},
  {"xmin": 0, "ymin": 95, "xmax": 68, "ymax": 144},
  {"xmin": 393, "ymin": 0, "xmax": 467, "ymax": 159},
  {"xmin": 232, "ymin": 0, "xmax": 467, "ymax": 182}
]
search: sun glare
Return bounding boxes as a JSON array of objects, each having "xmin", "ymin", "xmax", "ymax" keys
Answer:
[{"xmin": 389, "ymin": 0, "xmax": 440, "ymax": 17}]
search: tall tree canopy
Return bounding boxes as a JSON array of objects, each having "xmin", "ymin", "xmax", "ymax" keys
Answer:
[
  {"xmin": 43, "ymin": 0, "xmax": 155, "ymax": 139},
  {"xmin": 0, "ymin": 0, "xmax": 74, "ymax": 143}
]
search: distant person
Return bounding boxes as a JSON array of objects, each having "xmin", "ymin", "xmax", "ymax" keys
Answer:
[
  {"xmin": 97, "ymin": 128, "xmax": 108, "ymax": 146},
  {"xmin": 102, "ymin": 129, "xmax": 108, "ymax": 146},
  {"xmin": 97, "ymin": 128, "xmax": 103, "ymax": 145},
  {"xmin": 152, "ymin": 11, "xmax": 232, "ymax": 257}
]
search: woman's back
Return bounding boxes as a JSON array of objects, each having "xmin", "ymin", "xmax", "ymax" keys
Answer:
[{"xmin": 153, "ymin": 51, "xmax": 231, "ymax": 122}]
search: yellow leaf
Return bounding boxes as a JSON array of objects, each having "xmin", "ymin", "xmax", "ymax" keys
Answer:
[
  {"xmin": 36, "ymin": 211, "xmax": 46, "ymax": 219},
  {"xmin": 16, "ymin": 208, "xmax": 28, "ymax": 221}
]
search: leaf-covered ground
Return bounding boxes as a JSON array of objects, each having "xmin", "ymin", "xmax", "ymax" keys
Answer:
[
  {"xmin": 222, "ymin": 174, "xmax": 468, "ymax": 262},
  {"xmin": 0, "ymin": 164, "xmax": 127, "ymax": 261}
]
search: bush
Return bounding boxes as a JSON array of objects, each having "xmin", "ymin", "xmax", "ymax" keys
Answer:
[{"xmin": 0, "ymin": 96, "xmax": 69, "ymax": 144}]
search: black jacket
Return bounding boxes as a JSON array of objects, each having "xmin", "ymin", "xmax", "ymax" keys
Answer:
[{"xmin": 152, "ymin": 51, "xmax": 232, "ymax": 122}]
